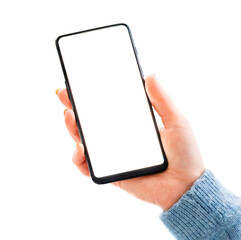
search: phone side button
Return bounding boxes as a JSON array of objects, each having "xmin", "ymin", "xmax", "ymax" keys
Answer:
[
  {"xmin": 65, "ymin": 81, "xmax": 72, "ymax": 99},
  {"xmin": 139, "ymin": 65, "xmax": 144, "ymax": 77},
  {"xmin": 65, "ymin": 81, "xmax": 75, "ymax": 110}
]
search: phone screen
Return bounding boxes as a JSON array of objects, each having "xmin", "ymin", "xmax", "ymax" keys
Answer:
[{"xmin": 57, "ymin": 24, "xmax": 166, "ymax": 182}]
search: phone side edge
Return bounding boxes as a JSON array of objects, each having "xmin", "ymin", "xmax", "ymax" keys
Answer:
[{"xmin": 55, "ymin": 36, "xmax": 98, "ymax": 183}]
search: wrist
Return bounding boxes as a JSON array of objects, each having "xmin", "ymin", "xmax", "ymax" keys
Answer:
[
  {"xmin": 160, "ymin": 182, "xmax": 192, "ymax": 211},
  {"xmin": 159, "ymin": 170, "xmax": 205, "ymax": 211}
]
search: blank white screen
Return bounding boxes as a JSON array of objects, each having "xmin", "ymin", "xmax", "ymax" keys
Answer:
[{"xmin": 58, "ymin": 25, "xmax": 164, "ymax": 178}]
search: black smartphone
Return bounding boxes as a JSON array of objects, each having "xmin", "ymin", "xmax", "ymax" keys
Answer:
[{"xmin": 56, "ymin": 23, "xmax": 168, "ymax": 184}]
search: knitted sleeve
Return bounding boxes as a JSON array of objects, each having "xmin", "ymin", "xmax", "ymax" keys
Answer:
[{"xmin": 160, "ymin": 170, "xmax": 241, "ymax": 239}]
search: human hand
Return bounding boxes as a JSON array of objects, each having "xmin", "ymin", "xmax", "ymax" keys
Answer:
[{"xmin": 56, "ymin": 74, "xmax": 205, "ymax": 211}]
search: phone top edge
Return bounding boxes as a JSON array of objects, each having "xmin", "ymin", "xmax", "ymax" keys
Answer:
[{"xmin": 55, "ymin": 23, "xmax": 130, "ymax": 44}]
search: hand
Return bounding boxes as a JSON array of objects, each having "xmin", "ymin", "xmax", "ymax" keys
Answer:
[{"xmin": 56, "ymin": 74, "xmax": 205, "ymax": 211}]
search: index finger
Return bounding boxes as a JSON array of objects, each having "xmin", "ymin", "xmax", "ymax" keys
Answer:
[{"xmin": 56, "ymin": 88, "xmax": 72, "ymax": 109}]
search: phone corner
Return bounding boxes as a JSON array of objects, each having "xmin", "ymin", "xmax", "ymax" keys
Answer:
[
  {"xmin": 55, "ymin": 35, "xmax": 65, "ymax": 47},
  {"xmin": 90, "ymin": 173, "xmax": 105, "ymax": 185},
  {"xmin": 117, "ymin": 23, "xmax": 130, "ymax": 31},
  {"xmin": 162, "ymin": 157, "xmax": 168, "ymax": 171}
]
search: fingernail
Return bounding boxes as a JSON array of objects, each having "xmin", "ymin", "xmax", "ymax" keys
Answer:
[
  {"xmin": 72, "ymin": 146, "xmax": 78, "ymax": 164},
  {"xmin": 64, "ymin": 108, "xmax": 68, "ymax": 115},
  {"xmin": 73, "ymin": 143, "xmax": 80, "ymax": 165},
  {"xmin": 76, "ymin": 142, "xmax": 81, "ymax": 151},
  {"xmin": 56, "ymin": 88, "xmax": 60, "ymax": 95}
]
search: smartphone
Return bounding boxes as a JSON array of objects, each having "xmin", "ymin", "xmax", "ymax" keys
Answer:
[{"xmin": 56, "ymin": 23, "xmax": 167, "ymax": 184}]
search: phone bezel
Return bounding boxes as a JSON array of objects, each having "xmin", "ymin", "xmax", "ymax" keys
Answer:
[{"xmin": 56, "ymin": 23, "xmax": 168, "ymax": 184}]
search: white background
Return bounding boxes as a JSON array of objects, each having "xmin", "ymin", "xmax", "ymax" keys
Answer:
[{"xmin": 0, "ymin": 1, "xmax": 240, "ymax": 239}]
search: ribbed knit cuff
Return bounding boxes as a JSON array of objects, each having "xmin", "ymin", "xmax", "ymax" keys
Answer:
[{"xmin": 160, "ymin": 170, "xmax": 238, "ymax": 240}]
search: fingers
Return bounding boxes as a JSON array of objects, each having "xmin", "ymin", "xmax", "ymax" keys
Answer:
[
  {"xmin": 56, "ymin": 88, "xmax": 72, "ymax": 109},
  {"xmin": 145, "ymin": 74, "xmax": 183, "ymax": 128},
  {"xmin": 65, "ymin": 110, "xmax": 90, "ymax": 176},
  {"xmin": 65, "ymin": 113, "xmax": 89, "ymax": 176},
  {"xmin": 56, "ymin": 89, "xmax": 89, "ymax": 177},
  {"xmin": 64, "ymin": 109, "xmax": 81, "ymax": 143},
  {"xmin": 73, "ymin": 143, "xmax": 89, "ymax": 176},
  {"xmin": 56, "ymin": 88, "xmax": 79, "ymax": 141}
]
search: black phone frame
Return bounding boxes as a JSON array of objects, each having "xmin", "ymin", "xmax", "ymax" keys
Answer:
[{"xmin": 56, "ymin": 23, "xmax": 168, "ymax": 184}]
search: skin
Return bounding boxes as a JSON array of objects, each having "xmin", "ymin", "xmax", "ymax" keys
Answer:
[{"xmin": 56, "ymin": 74, "xmax": 205, "ymax": 211}]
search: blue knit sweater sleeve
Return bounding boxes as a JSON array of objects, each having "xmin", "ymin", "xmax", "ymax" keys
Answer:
[{"xmin": 160, "ymin": 170, "xmax": 241, "ymax": 239}]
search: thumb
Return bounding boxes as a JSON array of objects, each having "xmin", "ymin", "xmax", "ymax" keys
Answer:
[{"xmin": 145, "ymin": 74, "xmax": 181, "ymax": 128}]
